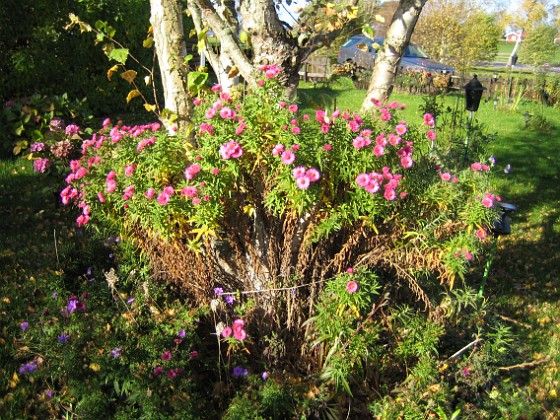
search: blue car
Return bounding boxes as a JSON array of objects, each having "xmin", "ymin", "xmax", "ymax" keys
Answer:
[{"xmin": 337, "ymin": 35, "xmax": 455, "ymax": 74}]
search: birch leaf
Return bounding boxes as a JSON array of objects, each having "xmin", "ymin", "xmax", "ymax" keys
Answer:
[
  {"xmin": 120, "ymin": 70, "xmax": 137, "ymax": 84},
  {"xmin": 126, "ymin": 90, "xmax": 141, "ymax": 103}
]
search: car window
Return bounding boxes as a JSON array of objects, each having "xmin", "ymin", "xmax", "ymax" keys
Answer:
[{"xmin": 403, "ymin": 44, "xmax": 429, "ymax": 59}]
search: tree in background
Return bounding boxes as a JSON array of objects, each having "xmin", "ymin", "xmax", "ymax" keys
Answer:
[
  {"xmin": 187, "ymin": 0, "xmax": 362, "ymax": 96},
  {"xmin": 413, "ymin": 0, "xmax": 502, "ymax": 71},
  {"xmin": 519, "ymin": 23, "xmax": 560, "ymax": 66}
]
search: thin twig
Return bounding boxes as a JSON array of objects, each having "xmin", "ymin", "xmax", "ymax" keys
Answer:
[
  {"xmin": 498, "ymin": 357, "xmax": 551, "ymax": 372},
  {"xmin": 447, "ymin": 338, "xmax": 481, "ymax": 360},
  {"xmin": 53, "ymin": 229, "xmax": 60, "ymax": 269}
]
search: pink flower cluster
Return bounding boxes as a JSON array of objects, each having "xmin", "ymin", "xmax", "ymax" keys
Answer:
[
  {"xmin": 292, "ymin": 166, "xmax": 321, "ymax": 190},
  {"xmin": 137, "ymin": 136, "xmax": 155, "ymax": 151},
  {"xmin": 272, "ymin": 143, "xmax": 299, "ymax": 165},
  {"xmin": 221, "ymin": 319, "xmax": 247, "ymax": 341},
  {"xmin": 157, "ymin": 186, "xmax": 175, "ymax": 205},
  {"xmin": 65, "ymin": 124, "xmax": 80, "ymax": 136},
  {"xmin": 439, "ymin": 172, "xmax": 458, "ymax": 183},
  {"xmin": 423, "ymin": 113, "xmax": 435, "ymax": 127},
  {"xmin": 219, "ymin": 140, "xmax": 243, "ymax": 159},
  {"xmin": 184, "ymin": 163, "xmax": 201, "ymax": 180},
  {"xmin": 355, "ymin": 167, "xmax": 402, "ymax": 201},
  {"xmin": 470, "ymin": 162, "xmax": 490, "ymax": 172},
  {"xmin": 33, "ymin": 158, "xmax": 51, "ymax": 173},
  {"xmin": 480, "ymin": 192, "xmax": 496, "ymax": 208},
  {"xmin": 455, "ymin": 247, "xmax": 473, "ymax": 260},
  {"xmin": 259, "ymin": 64, "xmax": 281, "ymax": 79}
]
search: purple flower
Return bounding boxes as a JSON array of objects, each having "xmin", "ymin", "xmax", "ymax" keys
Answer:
[
  {"xmin": 214, "ymin": 287, "xmax": 224, "ymax": 295},
  {"xmin": 18, "ymin": 360, "xmax": 38, "ymax": 374},
  {"xmin": 261, "ymin": 371, "xmax": 269, "ymax": 380},
  {"xmin": 178, "ymin": 329, "xmax": 186, "ymax": 338},
  {"xmin": 224, "ymin": 295, "xmax": 235, "ymax": 305},
  {"xmin": 46, "ymin": 390, "xmax": 54, "ymax": 399},
  {"xmin": 111, "ymin": 347, "xmax": 121, "ymax": 358},
  {"xmin": 58, "ymin": 333, "xmax": 69, "ymax": 343},
  {"xmin": 127, "ymin": 298, "xmax": 135, "ymax": 305},
  {"xmin": 232, "ymin": 366, "xmax": 248, "ymax": 378},
  {"xmin": 52, "ymin": 292, "xmax": 58, "ymax": 299},
  {"xmin": 20, "ymin": 321, "xmax": 29, "ymax": 331}
]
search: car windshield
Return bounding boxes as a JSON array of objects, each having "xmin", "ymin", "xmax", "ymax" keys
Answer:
[{"xmin": 404, "ymin": 44, "xmax": 429, "ymax": 59}]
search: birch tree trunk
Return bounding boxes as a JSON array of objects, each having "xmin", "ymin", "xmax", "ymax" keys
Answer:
[
  {"xmin": 361, "ymin": 0, "xmax": 428, "ymax": 111},
  {"xmin": 149, "ymin": 0, "xmax": 192, "ymax": 135}
]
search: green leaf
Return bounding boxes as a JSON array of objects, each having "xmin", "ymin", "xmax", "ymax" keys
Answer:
[
  {"xmin": 197, "ymin": 27, "xmax": 209, "ymax": 53},
  {"xmin": 143, "ymin": 36, "xmax": 154, "ymax": 48},
  {"xmin": 109, "ymin": 48, "xmax": 129, "ymax": 64},
  {"xmin": 362, "ymin": 25, "xmax": 375, "ymax": 40},
  {"xmin": 187, "ymin": 71, "xmax": 208, "ymax": 93}
]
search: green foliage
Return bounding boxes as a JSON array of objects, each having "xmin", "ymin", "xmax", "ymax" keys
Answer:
[
  {"xmin": 305, "ymin": 269, "xmax": 382, "ymax": 395},
  {"xmin": 0, "ymin": 0, "xmax": 152, "ymax": 116},
  {"xmin": 520, "ymin": 24, "xmax": 560, "ymax": 67},
  {"xmin": 0, "ymin": 94, "xmax": 93, "ymax": 160}
]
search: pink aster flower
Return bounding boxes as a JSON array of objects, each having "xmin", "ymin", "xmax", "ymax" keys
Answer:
[
  {"xmin": 481, "ymin": 195, "xmax": 494, "ymax": 208},
  {"xmin": 440, "ymin": 172, "xmax": 452, "ymax": 181},
  {"xmin": 161, "ymin": 350, "xmax": 172, "ymax": 361},
  {"xmin": 470, "ymin": 162, "xmax": 483, "ymax": 171},
  {"xmin": 181, "ymin": 186, "xmax": 197, "ymax": 198},
  {"xmin": 219, "ymin": 140, "xmax": 243, "ymax": 159},
  {"xmin": 395, "ymin": 123, "xmax": 407, "ymax": 135},
  {"xmin": 296, "ymin": 176, "xmax": 311, "ymax": 190},
  {"xmin": 280, "ymin": 150, "xmax": 296, "ymax": 165},
  {"xmin": 288, "ymin": 104, "xmax": 298, "ymax": 113},
  {"xmin": 235, "ymin": 121, "xmax": 247, "ymax": 135},
  {"xmin": 356, "ymin": 173, "xmax": 371, "ymax": 187},
  {"xmin": 97, "ymin": 192, "xmax": 105, "ymax": 203},
  {"xmin": 384, "ymin": 188, "xmax": 397, "ymax": 201},
  {"xmin": 346, "ymin": 280, "xmax": 358, "ymax": 293},
  {"xmin": 145, "ymin": 188, "xmax": 155, "ymax": 199},
  {"xmin": 306, "ymin": 168, "xmax": 321, "ymax": 182},
  {"xmin": 373, "ymin": 145, "xmax": 385, "ymax": 156},
  {"xmin": 426, "ymin": 129, "xmax": 436, "ymax": 141},
  {"xmin": 219, "ymin": 107, "xmax": 236, "ymax": 119},
  {"xmin": 221, "ymin": 326, "xmax": 233, "ymax": 338},
  {"xmin": 124, "ymin": 164, "xmax": 136, "ymax": 176},
  {"xmin": 106, "ymin": 179, "xmax": 117, "ymax": 193},
  {"xmin": 233, "ymin": 329, "xmax": 247, "ymax": 341},
  {"xmin": 292, "ymin": 166, "xmax": 306, "ymax": 178},
  {"xmin": 323, "ymin": 144, "xmax": 332, "ymax": 151},
  {"xmin": 476, "ymin": 227, "xmax": 487, "ymax": 239},
  {"xmin": 423, "ymin": 113, "xmax": 435, "ymax": 127},
  {"xmin": 400, "ymin": 156, "xmax": 414, "ymax": 168},
  {"xmin": 157, "ymin": 192, "xmax": 170, "ymax": 205}
]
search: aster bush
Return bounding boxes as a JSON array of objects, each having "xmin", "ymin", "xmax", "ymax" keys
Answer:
[{"xmin": 60, "ymin": 67, "xmax": 500, "ymax": 382}]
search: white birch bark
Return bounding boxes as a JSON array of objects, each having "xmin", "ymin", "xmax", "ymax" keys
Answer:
[
  {"xmin": 361, "ymin": 0, "xmax": 428, "ymax": 111},
  {"xmin": 149, "ymin": 0, "xmax": 192, "ymax": 135}
]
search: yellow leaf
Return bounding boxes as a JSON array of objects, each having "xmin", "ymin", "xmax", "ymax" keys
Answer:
[
  {"xmin": 144, "ymin": 103, "xmax": 157, "ymax": 112},
  {"xmin": 107, "ymin": 65, "xmax": 119, "ymax": 81},
  {"xmin": 126, "ymin": 90, "xmax": 141, "ymax": 103},
  {"xmin": 89, "ymin": 363, "xmax": 101, "ymax": 372},
  {"xmin": 120, "ymin": 70, "xmax": 137, "ymax": 84},
  {"xmin": 228, "ymin": 65, "xmax": 240, "ymax": 79},
  {"xmin": 8, "ymin": 372, "xmax": 19, "ymax": 388},
  {"xmin": 144, "ymin": 75, "xmax": 152, "ymax": 86}
]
